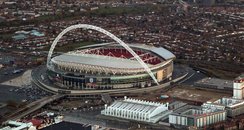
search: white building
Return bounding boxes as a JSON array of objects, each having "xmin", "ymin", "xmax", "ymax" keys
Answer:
[
  {"xmin": 233, "ymin": 74, "xmax": 244, "ymax": 99},
  {"xmin": 213, "ymin": 97, "xmax": 244, "ymax": 117},
  {"xmin": 169, "ymin": 102, "xmax": 226, "ymax": 128},
  {"xmin": 169, "ymin": 74, "xmax": 244, "ymax": 128},
  {"xmin": 212, "ymin": 74, "xmax": 244, "ymax": 117},
  {"xmin": 101, "ymin": 97, "xmax": 171, "ymax": 123}
]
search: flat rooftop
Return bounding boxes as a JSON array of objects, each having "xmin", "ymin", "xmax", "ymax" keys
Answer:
[
  {"xmin": 214, "ymin": 97, "xmax": 244, "ymax": 108},
  {"xmin": 195, "ymin": 77, "xmax": 232, "ymax": 89},
  {"xmin": 171, "ymin": 103, "xmax": 226, "ymax": 117}
]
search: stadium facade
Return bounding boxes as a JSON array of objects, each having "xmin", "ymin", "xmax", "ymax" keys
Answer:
[{"xmin": 47, "ymin": 43, "xmax": 175, "ymax": 91}]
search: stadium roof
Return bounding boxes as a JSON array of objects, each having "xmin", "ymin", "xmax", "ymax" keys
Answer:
[
  {"xmin": 126, "ymin": 44, "xmax": 175, "ymax": 60},
  {"xmin": 78, "ymin": 43, "xmax": 176, "ymax": 60},
  {"xmin": 52, "ymin": 53, "xmax": 152, "ymax": 69},
  {"xmin": 151, "ymin": 47, "xmax": 175, "ymax": 60}
]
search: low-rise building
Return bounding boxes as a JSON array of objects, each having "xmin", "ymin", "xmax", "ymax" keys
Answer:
[
  {"xmin": 214, "ymin": 97, "xmax": 244, "ymax": 117},
  {"xmin": 211, "ymin": 74, "xmax": 244, "ymax": 117},
  {"xmin": 101, "ymin": 97, "xmax": 171, "ymax": 123},
  {"xmin": 169, "ymin": 102, "xmax": 226, "ymax": 128}
]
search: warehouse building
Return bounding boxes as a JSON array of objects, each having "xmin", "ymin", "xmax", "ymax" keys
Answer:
[
  {"xmin": 194, "ymin": 77, "xmax": 232, "ymax": 91},
  {"xmin": 101, "ymin": 97, "xmax": 171, "ymax": 123},
  {"xmin": 169, "ymin": 102, "xmax": 226, "ymax": 128}
]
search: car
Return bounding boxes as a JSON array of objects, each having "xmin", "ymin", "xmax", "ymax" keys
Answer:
[{"xmin": 12, "ymin": 69, "xmax": 23, "ymax": 74}]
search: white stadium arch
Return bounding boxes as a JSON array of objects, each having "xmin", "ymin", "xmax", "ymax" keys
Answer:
[{"xmin": 47, "ymin": 24, "xmax": 159, "ymax": 85}]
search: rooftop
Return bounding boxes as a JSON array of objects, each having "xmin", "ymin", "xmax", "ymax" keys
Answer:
[
  {"xmin": 52, "ymin": 53, "xmax": 152, "ymax": 69},
  {"xmin": 214, "ymin": 97, "xmax": 244, "ymax": 108},
  {"xmin": 171, "ymin": 102, "xmax": 226, "ymax": 118},
  {"xmin": 127, "ymin": 44, "xmax": 176, "ymax": 60},
  {"xmin": 108, "ymin": 98, "xmax": 168, "ymax": 114},
  {"xmin": 195, "ymin": 77, "xmax": 232, "ymax": 89}
]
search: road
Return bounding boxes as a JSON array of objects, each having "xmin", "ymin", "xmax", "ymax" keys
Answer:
[
  {"xmin": 178, "ymin": 67, "xmax": 207, "ymax": 85},
  {"xmin": 3, "ymin": 94, "xmax": 64, "ymax": 122}
]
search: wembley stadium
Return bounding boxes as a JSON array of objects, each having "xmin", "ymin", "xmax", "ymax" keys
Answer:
[
  {"xmin": 47, "ymin": 43, "xmax": 175, "ymax": 91},
  {"xmin": 32, "ymin": 24, "xmax": 184, "ymax": 95}
]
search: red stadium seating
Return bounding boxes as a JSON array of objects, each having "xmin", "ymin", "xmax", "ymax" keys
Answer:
[{"xmin": 82, "ymin": 48, "xmax": 162, "ymax": 65}]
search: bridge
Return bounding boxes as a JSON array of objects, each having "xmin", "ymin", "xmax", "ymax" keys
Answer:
[{"xmin": 3, "ymin": 94, "xmax": 64, "ymax": 123}]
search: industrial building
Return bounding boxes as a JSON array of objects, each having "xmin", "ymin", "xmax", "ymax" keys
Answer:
[
  {"xmin": 169, "ymin": 74, "xmax": 244, "ymax": 128},
  {"xmin": 101, "ymin": 97, "xmax": 171, "ymax": 123},
  {"xmin": 211, "ymin": 74, "xmax": 244, "ymax": 117},
  {"xmin": 169, "ymin": 102, "xmax": 226, "ymax": 128},
  {"xmin": 214, "ymin": 97, "xmax": 244, "ymax": 117}
]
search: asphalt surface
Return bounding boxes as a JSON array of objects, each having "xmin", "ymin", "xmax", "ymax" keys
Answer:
[
  {"xmin": 0, "ymin": 84, "xmax": 52, "ymax": 103},
  {"xmin": 0, "ymin": 65, "xmax": 206, "ymax": 104},
  {"xmin": 0, "ymin": 71, "xmax": 52, "ymax": 120},
  {"xmin": 0, "ymin": 85, "xmax": 27, "ymax": 103},
  {"xmin": 0, "ymin": 67, "xmax": 24, "ymax": 83},
  {"xmin": 0, "ymin": 64, "xmax": 208, "ymax": 126},
  {"xmin": 178, "ymin": 67, "xmax": 207, "ymax": 85},
  {"xmin": 62, "ymin": 109, "xmax": 140, "ymax": 130}
]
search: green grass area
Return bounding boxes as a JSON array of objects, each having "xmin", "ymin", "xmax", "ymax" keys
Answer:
[{"xmin": 42, "ymin": 41, "xmax": 97, "ymax": 52}]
